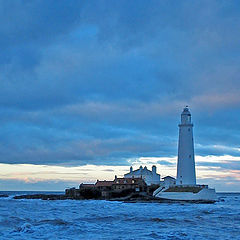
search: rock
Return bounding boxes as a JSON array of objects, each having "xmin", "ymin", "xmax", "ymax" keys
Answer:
[
  {"xmin": 0, "ymin": 194, "xmax": 9, "ymax": 198},
  {"xmin": 13, "ymin": 194, "xmax": 72, "ymax": 200},
  {"xmin": 109, "ymin": 192, "xmax": 156, "ymax": 202}
]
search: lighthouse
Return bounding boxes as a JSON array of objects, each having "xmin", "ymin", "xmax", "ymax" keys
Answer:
[
  {"xmin": 153, "ymin": 106, "xmax": 217, "ymax": 202},
  {"xmin": 176, "ymin": 106, "xmax": 196, "ymax": 185}
]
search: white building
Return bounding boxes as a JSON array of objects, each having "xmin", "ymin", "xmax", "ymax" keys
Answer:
[
  {"xmin": 124, "ymin": 165, "xmax": 161, "ymax": 185},
  {"xmin": 162, "ymin": 176, "xmax": 176, "ymax": 188},
  {"xmin": 176, "ymin": 106, "xmax": 196, "ymax": 185}
]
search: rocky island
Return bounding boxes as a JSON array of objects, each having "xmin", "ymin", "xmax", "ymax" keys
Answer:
[
  {"xmin": 13, "ymin": 174, "xmax": 161, "ymax": 202},
  {"xmin": 13, "ymin": 108, "xmax": 218, "ymax": 203}
]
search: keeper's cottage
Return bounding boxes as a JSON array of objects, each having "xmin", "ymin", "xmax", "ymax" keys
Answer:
[{"xmin": 124, "ymin": 165, "xmax": 161, "ymax": 185}]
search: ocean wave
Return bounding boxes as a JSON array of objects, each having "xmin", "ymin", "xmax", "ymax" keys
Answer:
[
  {"xmin": 15, "ymin": 223, "xmax": 34, "ymax": 233},
  {"xmin": 37, "ymin": 219, "xmax": 69, "ymax": 226},
  {"xmin": 0, "ymin": 216, "xmax": 26, "ymax": 227},
  {"xmin": 150, "ymin": 217, "xmax": 178, "ymax": 223},
  {"xmin": 0, "ymin": 192, "xmax": 239, "ymax": 240}
]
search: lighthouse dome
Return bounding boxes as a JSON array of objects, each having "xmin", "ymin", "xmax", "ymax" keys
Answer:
[{"xmin": 182, "ymin": 106, "xmax": 190, "ymax": 114}]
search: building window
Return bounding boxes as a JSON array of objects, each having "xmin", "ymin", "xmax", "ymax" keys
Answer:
[
  {"xmin": 189, "ymin": 155, "xmax": 191, "ymax": 158},
  {"xmin": 188, "ymin": 128, "xmax": 190, "ymax": 131}
]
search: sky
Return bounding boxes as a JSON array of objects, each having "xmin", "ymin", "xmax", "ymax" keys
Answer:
[{"xmin": 1, "ymin": 0, "xmax": 240, "ymax": 192}]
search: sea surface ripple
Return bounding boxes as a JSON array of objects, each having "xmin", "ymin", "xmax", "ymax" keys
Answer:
[{"xmin": 0, "ymin": 192, "xmax": 239, "ymax": 240}]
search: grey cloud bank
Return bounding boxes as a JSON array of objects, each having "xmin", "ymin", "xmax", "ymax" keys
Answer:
[{"xmin": 0, "ymin": 0, "xmax": 240, "ymax": 170}]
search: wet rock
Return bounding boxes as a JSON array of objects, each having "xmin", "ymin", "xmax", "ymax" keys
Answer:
[
  {"xmin": 0, "ymin": 194, "xmax": 8, "ymax": 198},
  {"xmin": 13, "ymin": 194, "xmax": 72, "ymax": 200}
]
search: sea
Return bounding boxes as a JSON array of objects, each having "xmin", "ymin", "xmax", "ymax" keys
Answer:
[{"xmin": 0, "ymin": 192, "xmax": 239, "ymax": 240}]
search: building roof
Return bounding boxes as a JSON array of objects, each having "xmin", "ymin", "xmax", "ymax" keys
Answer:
[
  {"xmin": 124, "ymin": 166, "xmax": 155, "ymax": 176},
  {"xmin": 95, "ymin": 180, "xmax": 114, "ymax": 187},
  {"xmin": 163, "ymin": 176, "xmax": 175, "ymax": 180},
  {"xmin": 113, "ymin": 177, "xmax": 146, "ymax": 185},
  {"xmin": 80, "ymin": 183, "xmax": 95, "ymax": 188}
]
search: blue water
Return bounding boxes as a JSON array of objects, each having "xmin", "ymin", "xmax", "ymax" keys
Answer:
[{"xmin": 0, "ymin": 192, "xmax": 239, "ymax": 240}]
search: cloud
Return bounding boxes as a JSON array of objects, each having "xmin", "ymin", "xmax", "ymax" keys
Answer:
[
  {"xmin": 0, "ymin": 1, "xmax": 82, "ymax": 47},
  {"xmin": 0, "ymin": 0, "xmax": 239, "ymax": 182},
  {"xmin": 1, "ymin": 154, "xmax": 240, "ymax": 191},
  {"xmin": 0, "ymin": 163, "xmax": 130, "ymax": 190},
  {"xmin": 0, "ymin": 179, "xmax": 78, "ymax": 191}
]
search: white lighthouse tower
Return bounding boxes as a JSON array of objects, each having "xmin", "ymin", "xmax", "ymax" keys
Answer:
[
  {"xmin": 176, "ymin": 106, "xmax": 196, "ymax": 185},
  {"xmin": 153, "ymin": 106, "xmax": 217, "ymax": 202}
]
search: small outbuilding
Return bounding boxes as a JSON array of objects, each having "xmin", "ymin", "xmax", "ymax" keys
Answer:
[{"xmin": 162, "ymin": 176, "xmax": 176, "ymax": 188}]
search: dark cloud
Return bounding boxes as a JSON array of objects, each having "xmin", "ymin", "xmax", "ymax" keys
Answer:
[
  {"xmin": 0, "ymin": 1, "xmax": 240, "ymax": 165},
  {"xmin": 0, "ymin": 0, "xmax": 82, "ymax": 46},
  {"xmin": 157, "ymin": 160, "xmax": 174, "ymax": 166}
]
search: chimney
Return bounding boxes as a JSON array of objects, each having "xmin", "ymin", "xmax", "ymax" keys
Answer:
[
  {"xmin": 130, "ymin": 166, "xmax": 133, "ymax": 173},
  {"xmin": 152, "ymin": 165, "xmax": 156, "ymax": 173}
]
